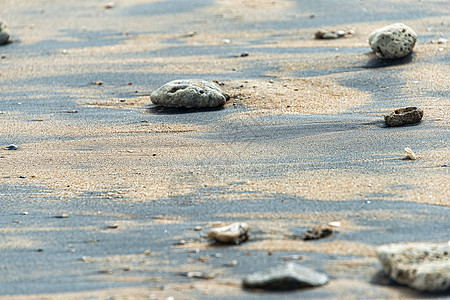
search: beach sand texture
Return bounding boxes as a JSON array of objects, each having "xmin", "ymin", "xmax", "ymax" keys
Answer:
[{"xmin": 0, "ymin": 0, "xmax": 449, "ymax": 298}]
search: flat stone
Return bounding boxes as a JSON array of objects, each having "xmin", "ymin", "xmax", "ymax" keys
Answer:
[
  {"xmin": 6, "ymin": 144, "xmax": 19, "ymax": 150},
  {"xmin": 315, "ymin": 29, "xmax": 346, "ymax": 39},
  {"xmin": 0, "ymin": 21, "xmax": 11, "ymax": 45},
  {"xmin": 243, "ymin": 263, "xmax": 329, "ymax": 290},
  {"xmin": 377, "ymin": 242, "xmax": 450, "ymax": 292},
  {"xmin": 207, "ymin": 222, "xmax": 249, "ymax": 244},
  {"xmin": 384, "ymin": 107, "xmax": 423, "ymax": 127},
  {"xmin": 369, "ymin": 23, "xmax": 417, "ymax": 59},
  {"xmin": 150, "ymin": 79, "xmax": 230, "ymax": 108}
]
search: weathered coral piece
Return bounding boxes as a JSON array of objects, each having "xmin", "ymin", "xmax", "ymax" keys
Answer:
[
  {"xmin": 151, "ymin": 79, "xmax": 230, "ymax": 108},
  {"xmin": 303, "ymin": 226, "xmax": 333, "ymax": 241},
  {"xmin": 369, "ymin": 23, "xmax": 417, "ymax": 59},
  {"xmin": 207, "ymin": 222, "xmax": 249, "ymax": 244},
  {"xmin": 384, "ymin": 107, "xmax": 423, "ymax": 127},
  {"xmin": 404, "ymin": 147, "xmax": 417, "ymax": 160},
  {"xmin": 377, "ymin": 242, "xmax": 450, "ymax": 292}
]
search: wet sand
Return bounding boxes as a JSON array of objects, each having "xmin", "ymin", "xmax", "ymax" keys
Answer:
[{"xmin": 0, "ymin": 0, "xmax": 449, "ymax": 299}]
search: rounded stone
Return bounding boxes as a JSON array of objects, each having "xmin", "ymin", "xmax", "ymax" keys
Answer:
[
  {"xmin": 384, "ymin": 107, "xmax": 423, "ymax": 127},
  {"xmin": 150, "ymin": 79, "xmax": 230, "ymax": 108},
  {"xmin": 207, "ymin": 222, "xmax": 249, "ymax": 244},
  {"xmin": 369, "ymin": 23, "xmax": 417, "ymax": 59},
  {"xmin": 0, "ymin": 21, "xmax": 11, "ymax": 45}
]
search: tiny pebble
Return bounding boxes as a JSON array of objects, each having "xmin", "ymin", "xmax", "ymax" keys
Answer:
[
  {"xmin": 108, "ymin": 224, "xmax": 119, "ymax": 229},
  {"xmin": 437, "ymin": 38, "xmax": 447, "ymax": 44},
  {"xmin": 224, "ymin": 260, "xmax": 239, "ymax": 267},
  {"xmin": 198, "ymin": 256, "xmax": 209, "ymax": 262},
  {"xmin": 215, "ymin": 253, "xmax": 222, "ymax": 258},
  {"xmin": 55, "ymin": 214, "xmax": 69, "ymax": 218},
  {"xmin": 281, "ymin": 254, "xmax": 302, "ymax": 261},
  {"xmin": 240, "ymin": 52, "xmax": 249, "ymax": 57},
  {"xmin": 193, "ymin": 226, "xmax": 202, "ymax": 231},
  {"xmin": 61, "ymin": 49, "xmax": 68, "ymax": 54},
  {"xmin": 19, "ymin": 175, "xmax": 27, "ymax": 179},
  {"xmin": 222, "ymin": 39, "xmax": 231, "ymax": 44},
  {"xmin": 104, "ymin": 2, "xmax": 115, "ymax": 9},
  {"xmin": 438, "ymin": 48, "xmax": 444, "ymax": 52},
  {"xmin": 19, "ymin": 211, "xmax": 28, "ymax": 215}
]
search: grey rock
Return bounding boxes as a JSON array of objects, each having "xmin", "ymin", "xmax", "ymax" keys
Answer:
[
  {"xmin": 207, "ymin": 222, "xmax": 249, "ymax": 244},
  {"xmin": 369, "ymin": 23, "xmax": 417, "ymax": 59},
  {"xmin": 0, "ymin": 21, "xmax": 11, "ymax": 45},
  {"xmin": 384, "ymin": 107, "xmax": 423, "ymax": 127},
  {"xmin": 243, "ymin": 263, "xmax": 329, "ymax": 290},
  {"xmin": 315, "ymin": 29, "xmax": 347, "ymax": 39},
  {"xmin": 150, "ymin": 80, "xmax": 229, "ymax": 108},
  {"xmin": 377, "ymin": 242, "xmax": 450, "ymax": 292}
]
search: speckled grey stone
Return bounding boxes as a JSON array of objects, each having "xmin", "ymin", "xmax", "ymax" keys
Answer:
[
  {"xmin": 0, "ymin": 21, "xmax": 11, "ymax": 45},
  {"xmin": 384, "ymin": 107, "xmax": 423, "ymax": 127},
  {"xmin": 377, "ymin": 242, "xmax": 450, "ymax": 292},
  {"xmin": 151, "ymin": 79, "xmax": 229, "ymax": 108},
  {"xmin": 243, "ymin": 263, "xmax": 329, "ymax": 290},
  {"xmin": 369, "ymin": 23, "xmax": 417, "ymax": 59}
]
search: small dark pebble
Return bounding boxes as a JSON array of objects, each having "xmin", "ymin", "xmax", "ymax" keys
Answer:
[
  {"xmin": 240, "ymin": 52, "xmax": 249, "ymax": 57},
  {"xmin": 19, "ymin": 175, "xmax": 27, "ymax": 179},
  {"xmin": 6, "ymin": 144, "xmax": 19, "ymax": 150},
  {"xmin": 35, "ymin": 249, "xmax": 44, "ymax": 252},
  {"xmin": 66, "ymin": 110, "xmax": 78, "ymax": 114}
]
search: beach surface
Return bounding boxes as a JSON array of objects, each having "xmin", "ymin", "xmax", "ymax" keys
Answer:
[{"xmin": 0, "ymin": 0, "xmax": 449, "ymax": 299}]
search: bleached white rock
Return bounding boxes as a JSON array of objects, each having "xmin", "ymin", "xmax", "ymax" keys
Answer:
[
  {"xmin": 377, "ymin": 242, "xmax": 450, "ymax": 292},
  {"xmin": 369, "ymin": 23, "xmax": 417, "ymax": 59}
]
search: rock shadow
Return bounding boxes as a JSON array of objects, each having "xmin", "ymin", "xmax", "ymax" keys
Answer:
[
  {"xmin": 370, "ymin": 270, "xmax": 450, "ymax": 298},
  {"xmin": 145, "ymin": 105, "xmax": 225, "ymax": 115},
  {"xmin": 363, "ymin": 53, "xmax": 415, "ymax": 69}
]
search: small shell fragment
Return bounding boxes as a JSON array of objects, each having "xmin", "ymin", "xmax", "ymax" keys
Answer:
[
  {"xmin": 404, "ymin": 147, "xmax": 417, "ymax": 160},
  {"xmin": 328, "ymin": 221, "xmax": 341, "ymax": 227}
]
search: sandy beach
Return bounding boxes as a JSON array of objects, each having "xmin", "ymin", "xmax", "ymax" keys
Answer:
[{"xmin": 1, "ymin": 0, "xmax": 449, "ymax": 299}]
